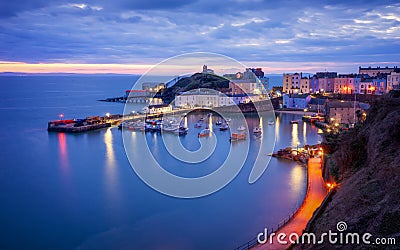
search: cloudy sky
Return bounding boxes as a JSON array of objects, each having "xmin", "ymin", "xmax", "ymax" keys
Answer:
[{"xmin": 0, "ymin": 0, "xmax": 399, "ymax": 74}]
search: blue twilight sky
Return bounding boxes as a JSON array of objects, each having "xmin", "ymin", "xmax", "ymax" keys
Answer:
[{"xmin": 0, "ymin": 0, "xmax": 399, "ymax": 73}]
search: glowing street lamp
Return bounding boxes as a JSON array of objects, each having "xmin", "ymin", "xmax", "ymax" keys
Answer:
[
  {"xmin": 59, "ymin": 113, "xmax": 64, "ymax": 120},
  {"xmin": 106, "ymin": 112, "xmax": 110, "ymax": 118}
]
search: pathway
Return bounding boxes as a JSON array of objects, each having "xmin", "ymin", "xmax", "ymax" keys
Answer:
[{"xmin": 254, "ymin": 157, "xmax": 327, "ymax": 250}]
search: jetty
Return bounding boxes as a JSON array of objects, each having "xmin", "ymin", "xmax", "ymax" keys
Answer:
[{"xmin": 47, "ymin": 114, "xmax": 122, "ymax": 133}]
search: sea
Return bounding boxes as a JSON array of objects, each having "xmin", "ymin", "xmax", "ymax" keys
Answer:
[{"xmin": 0, "ymin": 75, "xmax": 321, "ymax": 250}]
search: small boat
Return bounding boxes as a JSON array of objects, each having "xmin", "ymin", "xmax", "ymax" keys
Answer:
[
  {"xmin": 198, "ymin": 128, "xmax": 211, "ymax": 137},
  {"xmin": 237, "ymin": 125, "xmax": 246, "ymax": 131},
  {"xmin": 225, "ymin": 118, "xmax": 232, "ymax": 122},
  {"xmin": 290, "ymin": 120, "xmax": 299, "ymax": 124},
  {"xmin": 215, "ymin": 121, "xmax": 222, "ymax": 126},
  {"xmin": 230, "ymin": 133, "xmax": 246, "ymax": 141},
  {"xmin": 207, "ymin": 113, "xmax": 212, "ymax": 117},
  {"xmin": 175, "ymin": 126, "xmax": 188, "ymax": 135},
  {"xmin": 219, "ymin": 123, "xmax": 229, "ymax": 131},
  {"xmin": 253, "ymin": 127, "xmax": 262, "ymax": 134},
  {"xmin": 162, "ymin": 125, "xmax": 179, "ymax": 132},
  {"xmin": 199, "ymin": 117, "xmax": 205, "ymax": 121},
  {"xmin": 194, "ymin": 122, "xmax": 202, "ymax": 128},
  {"xmin": 268, "ymin": 120, "xmax": 275, "ymax": 125}
]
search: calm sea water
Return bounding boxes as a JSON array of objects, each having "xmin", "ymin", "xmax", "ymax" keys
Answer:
[{"xmin": 0, "ymin": 75, "xmax": 320, "ymax": 250}]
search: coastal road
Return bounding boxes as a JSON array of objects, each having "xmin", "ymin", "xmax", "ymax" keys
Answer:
[{"xmin": 254, "ymin": 157, "xmax": 327, "ymax": 250}]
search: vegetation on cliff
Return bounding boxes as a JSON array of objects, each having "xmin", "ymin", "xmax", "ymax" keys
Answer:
[
  {"xmin": 157, "ymin": 73, "xmax": 230, "ymax": 103},
  {"xmin": 299, "ymin": 96, "xmax": 400, "ymax": 249}
]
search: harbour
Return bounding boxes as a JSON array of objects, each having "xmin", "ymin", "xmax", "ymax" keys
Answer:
[{"xmin": 1, "ymin": 75, "xmax": 322, "ymax": 250}]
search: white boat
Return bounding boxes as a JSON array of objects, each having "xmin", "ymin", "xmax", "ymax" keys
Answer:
[
  {"xmin": 237, "ymin": 125, "xmax": 246, "ymax": 131},
  {"xmin": 290, "ymin": 120, "xmax": 299, "ymax": 124},
  {"xmin": 225, "ymin": 118, "xmax": 232, "ymax": 122},
  {"xmin": 174, "ymin": 126, "xmax": 188, "ymax": 135},
  {"xmin": 253, "ymin": 127, "xmax": 262, "ymax": 134},
  {"xmin": 162, "ymin": 125, "xmax": 179, "ymax": 132},
  {"xmin": 219, "ymin": 123, "xmax": 229, "ymax": 131},
  {"xmin": 268, "ymin": 120, "xmax": 275, "ymax": 125}
]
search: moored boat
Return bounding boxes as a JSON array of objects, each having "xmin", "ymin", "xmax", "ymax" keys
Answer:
[
  {"xmin": 253, "ymin": 127, "xmax": 262, "ymax": 133},
  {"xmin": 219, "ymin": 123, "xmax": 229, "ymax": 131},
  {"xmin": 230, "ymin": 132, "xmax": 246, "ymax": 141},
  {"xmin": 237, "ymin": 125, "xmax": 246, "ymax": 131},
  {"xmin": 198, "ymin": 128, "xmax": 211, "ymax": 137}
]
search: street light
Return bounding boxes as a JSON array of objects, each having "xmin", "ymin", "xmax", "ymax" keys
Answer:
[{"xmin": 59, "ymin": 113, "xmax": 64, "ymax": 120}]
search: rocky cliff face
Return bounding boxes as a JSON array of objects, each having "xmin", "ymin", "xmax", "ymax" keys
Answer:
[{"xmin": 298, "ymin": 96, "xmax": 400, "ymax": 249}]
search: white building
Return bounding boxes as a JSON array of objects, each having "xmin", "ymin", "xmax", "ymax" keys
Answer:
[
  {"xmin": 230, "ymin": 79, "xmax": 261, "ymax": 95},
  {"xmin": 174, "ymin": 90, "xmax": 234, "ymax": 108},
  {"xmin": 174, "ymin": 90, "xmax": 260, "ymax": 108},
  {"xmin": 142, "ymin": 104, "xmax": 172, "ymax": 114},
  {"xmin": 283, "ymin": 73, "xmax": 301, "ymax": 94},
  {"xmin": 387, "ymin": 72, "xmax": 400, "ymax": 91},
  {"xmin": 300, "ymin": 77, "xmax": 310, "ymax": 94}
]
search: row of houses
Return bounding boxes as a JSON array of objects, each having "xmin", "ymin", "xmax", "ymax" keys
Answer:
[
  {"xmin": 283, "ymin": 94, "xmax": 369, "ymax": 124},
  {"xmin": 283, "ymin": 66, "xmax": 400, "ymax": 95},
  {"xmin": 223, "ymin": 68, "xmax": 269, "ymax": 95}
]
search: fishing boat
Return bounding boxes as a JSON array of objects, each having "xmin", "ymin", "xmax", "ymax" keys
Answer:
[
  {"xmin": 199, "ymin": 117, "xmax": 205, "ymax": 121},
  {"xmin": 198, "ymin": 128, "xmax": 211, "ymax": 137},
  {"xmin": 253, "ymin": 127, "xmax": 262, "ymax": 134},
  {"xmin": 225, "ymin": 118, "xmax": 232, "ymax": 122},
  {"xmin": 237, "ymin": 125, "xmax": 246, "ymax": 131},
  {"xmin": 268, "ymin": 120, "xmax": 275, "ymax": 125},
  {"xmin": 215, "ymin": 121, "xmax": 222, "ymax": 126},
  {"xmin": 290, "ymin": 120, "xmax": 299, "ymax": 124},
  {"xmin": 194, "ymin": 122, "xmax": 202, "ymax": 128},
  {"xmin": 219, "ymin": 123, "xmax": 229, "ymax": 131}
]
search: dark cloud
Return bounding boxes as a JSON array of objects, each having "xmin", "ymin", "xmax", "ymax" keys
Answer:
[{"xmin": 0, "ymin": 0, "xmax": 399, "ymax": 67}]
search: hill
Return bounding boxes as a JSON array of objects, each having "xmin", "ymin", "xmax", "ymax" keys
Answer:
[
  {"xmin": 157, "ymin": 73, "xmax": 230, "ymax": 103},
  {"xmin": 297, "ymin": 96, "xmax": 400, "ymax": 249}
]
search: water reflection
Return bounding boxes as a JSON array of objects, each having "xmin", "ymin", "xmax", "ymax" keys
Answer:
[
  {"xmin": 275, "ymin": 115, "xmax": 280, "ymax": 142},
  {"xmin": 58, "ymin": 133, "xmax": 69, "ymax": 173},
  {"xmin": 303, "ymin": 122, "xmax": 307, "ymax": 145},
  {"xmin": 290, "ymin": 165, "xmax": 305, "ymax": 201},
  {"xmin": 104, "ymin": 128, "xmax": 119, "ymax": 204},
  {"xmin": 208, "ymin": 114, "xmax": 213, "ymax": 131},
  {"xmin": 291, "ymin": 123, "xmax": 299, "ymax": 147}
]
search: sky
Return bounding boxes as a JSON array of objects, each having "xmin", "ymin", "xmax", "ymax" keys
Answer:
[{"xmin": 0, "ymin": 0, "xmax": 399, "ymax": 74}]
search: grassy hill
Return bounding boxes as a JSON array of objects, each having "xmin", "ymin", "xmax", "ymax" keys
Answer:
[{"xmin": 157, "ymin": 73, "xmax": 230, "ymax": 103}]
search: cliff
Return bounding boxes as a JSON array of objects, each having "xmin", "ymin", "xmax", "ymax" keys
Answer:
[{"xmin": 297, "ymin": 96, "xmax": 400, "ymax": 249}]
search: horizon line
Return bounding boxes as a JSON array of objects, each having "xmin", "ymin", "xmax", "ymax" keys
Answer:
[{"xmin": 0, "ymin": 61, "xmax": 399, "ymax": 75}]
